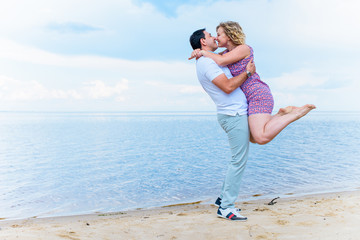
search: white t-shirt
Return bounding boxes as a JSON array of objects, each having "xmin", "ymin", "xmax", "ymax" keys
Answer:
[{"xmin": 196, "ymin": 56, "xmax": 248, "ymax": 116}]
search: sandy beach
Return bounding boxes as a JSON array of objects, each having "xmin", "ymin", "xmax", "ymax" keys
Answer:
[{"xmin": 1, "ymin": 190, "xmax": 359, "ymax": 240}]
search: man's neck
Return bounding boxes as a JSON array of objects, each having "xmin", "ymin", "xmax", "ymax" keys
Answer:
[{"xmin": 202, "ymin": 46, "xmax": 216, "ymax": 52}]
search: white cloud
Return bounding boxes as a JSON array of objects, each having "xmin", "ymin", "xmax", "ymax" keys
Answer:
[
  {"xmin": 0, "ymin": 75, "xmax": 78, "ymax": 101},
  {"xmin": 0, "ymin": 75, "xmax": 130, "ymax": 102},
  {"xmin": 0, "ymin": 37, "xmax": 196, "ymax": 84},
  {"xmin": 145, "ymin": 81, "xmax": 203, "ymax": 95},
  {"xmin": 265, "ymin": 68, "xmax": 360, "ymax": 111},
  {"xmin": 284, "ymin": 0, "xmax": 360, "ymax": 48},
  {"xmin": 265, "ymin": 69, "xmax": 328, "ymax": 90},
  {"xmin": 0, "ymin": 37, "xmax": 201, "ymax": 111},
  {"xmin": 83, "ymin": 79, "xmax": 128, "ymax": 101}
]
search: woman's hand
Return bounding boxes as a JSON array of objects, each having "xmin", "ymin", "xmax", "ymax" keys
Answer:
[{"xmin": 188, "ymin": 49, "xmax": 204, "ymax": 60}]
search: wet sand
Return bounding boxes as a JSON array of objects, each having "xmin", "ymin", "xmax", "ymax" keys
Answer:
[{"xmin": 1, "ymin": 190, "xmax": 359, "ymax": 239}]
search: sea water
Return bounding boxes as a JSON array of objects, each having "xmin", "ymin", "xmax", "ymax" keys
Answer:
[{"xmin": 0, "ymin": 111, "xmax": 359, "ymax": 220}]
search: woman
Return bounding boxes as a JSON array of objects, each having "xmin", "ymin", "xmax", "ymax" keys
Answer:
[{"xmin": 190, "ymin": 21, "xmax": 315, "ymax": 144}]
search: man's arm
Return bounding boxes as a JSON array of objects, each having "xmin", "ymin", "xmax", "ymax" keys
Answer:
[{"xmin": 212, "ymin": 59, "xmax": 255, "ymax": 94}]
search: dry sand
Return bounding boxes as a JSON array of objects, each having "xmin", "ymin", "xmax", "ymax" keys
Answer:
[{"xmin": 1, "ymin": 190, "xmax": 359, "ymax": 240}]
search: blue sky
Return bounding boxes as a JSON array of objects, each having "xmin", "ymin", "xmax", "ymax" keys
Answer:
[{"xmin": 0, "ymin": 0, "xmax": 359, "ymax": 112}]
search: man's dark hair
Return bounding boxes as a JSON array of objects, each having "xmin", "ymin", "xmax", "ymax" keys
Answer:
[{"xmin": 189, "ymin": 28, "xmax": 205, "ymax": 50}]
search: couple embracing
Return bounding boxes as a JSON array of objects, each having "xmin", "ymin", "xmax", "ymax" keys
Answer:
[{"xmin": 189, "ymin": 21, "xmax": 315, "ymax": 221}]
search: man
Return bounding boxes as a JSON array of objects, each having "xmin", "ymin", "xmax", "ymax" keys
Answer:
[{"xmin": 189, "ymin": 28, "xmax": 255, "ymax": 221}]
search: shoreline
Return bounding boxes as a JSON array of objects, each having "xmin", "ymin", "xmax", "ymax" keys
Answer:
[
  {"xmin": 2, "ymin": 187, "xmax": 357, "ymax": 222},
  {"xmin": 1, "ymin": 190, "xmax": 359, "ymax": 239},
  {"xmin": 2, "ymin": 186, "xmax": 358, "ymax": 222}
]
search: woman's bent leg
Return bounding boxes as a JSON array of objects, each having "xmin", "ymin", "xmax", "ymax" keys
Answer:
[{"xmin": 249, "ymin": 104, "xmax": 316, "ymax": 145}]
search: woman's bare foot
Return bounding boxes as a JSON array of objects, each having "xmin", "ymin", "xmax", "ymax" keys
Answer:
[{"xmin": 289, "ymin": 104, "xmax": 316, "ymax": 120}]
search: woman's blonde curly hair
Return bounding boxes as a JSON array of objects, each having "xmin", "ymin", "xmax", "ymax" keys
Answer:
[{"xmin": 216, "ymin": 21, "xmax": 246, "ymax": 45}]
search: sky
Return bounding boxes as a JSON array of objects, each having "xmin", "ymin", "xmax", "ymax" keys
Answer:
[{"xmin": 0, "ymin": 0, "xmax": 359, "ymax": 112}]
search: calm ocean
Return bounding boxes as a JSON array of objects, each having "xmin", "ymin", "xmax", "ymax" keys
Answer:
[{"xmin": 1, "ymin": 111, "xmax": 360, "ymax": 220}]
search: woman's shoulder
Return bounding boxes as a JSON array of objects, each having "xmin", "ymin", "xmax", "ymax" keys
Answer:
[
  {"xmin": 237, "ymin": 44, "xmax": 251, "ymax": 52},
  {"xmin": 233, "ymin": 44, "xmax": 251, "ymax": 56}
]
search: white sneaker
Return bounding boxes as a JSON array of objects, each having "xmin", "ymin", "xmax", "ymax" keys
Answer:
[{"xmin": 217, "ymin": 207, "xmax": 247, "ymax": 221}]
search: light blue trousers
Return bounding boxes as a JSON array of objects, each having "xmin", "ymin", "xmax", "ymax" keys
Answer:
[{"xmin": 217, "ymin": 113, "xmax": 249, "ymax": 209}]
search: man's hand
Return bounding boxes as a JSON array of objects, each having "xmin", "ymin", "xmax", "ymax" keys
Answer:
[{"xmin": 246, "ymin": 58, "xmax": 256, "ymax": 75}]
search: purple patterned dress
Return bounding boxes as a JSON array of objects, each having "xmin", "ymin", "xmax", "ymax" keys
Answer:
[{"xmin": 224, "ymin": 45, "xmax": 274, "ymax": 115}]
